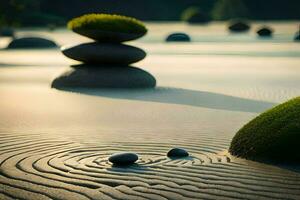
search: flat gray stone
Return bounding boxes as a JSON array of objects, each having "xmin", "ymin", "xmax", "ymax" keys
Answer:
[
  {"xmin": 62, "ymin": 42, "xmax": 146, "ymax": 64},
  {"xmin": 7, "ymin": 37, "xmax": 58, "ymax": 49},
  {"xmin": 108, "ymin": 152, "xmax": 138, "ymax": 165},
  {"xmin": 51, "ymin": 65, "xmax": 156, "ymax": 89},
  {"xmin": 73, "ymin": 29, "xmax": 145, "ymax": 42},
  {"xmin": 167, "ymin": 148, "xmax": 189, "ymax": 158}
]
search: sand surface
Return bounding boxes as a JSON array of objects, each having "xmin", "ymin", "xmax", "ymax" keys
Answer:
[{"xmin": 0, "ymin": 22, "xmax": 300, "ymax": 199}]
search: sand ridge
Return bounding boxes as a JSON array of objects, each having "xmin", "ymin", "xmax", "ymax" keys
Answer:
[{"xmin": 1, "ymin": 132, "xmax": 300, "ymax": 200}]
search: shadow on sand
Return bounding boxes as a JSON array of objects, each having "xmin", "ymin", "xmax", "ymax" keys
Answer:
[{"xmin": 56, "ymin": 86, "xmax": 275, "ymax": 113}]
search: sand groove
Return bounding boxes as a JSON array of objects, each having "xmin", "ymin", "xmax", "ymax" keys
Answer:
[{"xmin": 0, "ymin": 133, "xmax": 300, "ymax": 200}]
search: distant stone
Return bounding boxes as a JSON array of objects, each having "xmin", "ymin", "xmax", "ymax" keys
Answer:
[
  {"xmin": 7, "ymin": 37, "xmax": 58, "ymax": 49},
  {"xmin": 0, "ymin": 28, "xmax": 14, "ymax": 37},
  {"xmin": 186, "ymin": 12, "xmax": 210, "ymax": 24},
  {"xmin": 295, "ymin": 32, "xmax": 300, "ymax": 42},
  {"xmin": 166, "ymin": 33, "xmax": 191, "ymax": 42},
  {"xmin": 62, "ymin": 43, "xmax": 146, "ymax": 64},
  {"xmin": 228, "ymin": 21, "xmax": 250, "ymax": 33},
  {"xmin": 181, "ymin": 7, "xmax": 211, "ymax": 24},
  {"xmin": 108, "ymin": 153, "xmax": 138, "ymax": 165},
  {"xmin": 257, "ymin": 26, "xmax": 273, "ymax": 37},
  {"xmin": 167, "ymin": 148, "xmax": 189, "ymax": 158},
  {"xmin": 51, "ymin": 65, "xmax": 156, "ymax": 89}
]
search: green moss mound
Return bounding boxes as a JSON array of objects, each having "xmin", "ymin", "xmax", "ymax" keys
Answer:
[
  {"xmin": 229, "ymin": 97, "xmax": 300, "ymax": 164},
  {"xmin": 68, "ymin": 14, "xmax": 147, "ymax": 36}
]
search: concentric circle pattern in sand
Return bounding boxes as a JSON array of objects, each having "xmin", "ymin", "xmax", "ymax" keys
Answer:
[{"xmin": 1, "ymin": 133, "xmax": 300, "ymax": 200}]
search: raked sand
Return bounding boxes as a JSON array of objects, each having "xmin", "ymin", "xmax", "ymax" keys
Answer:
[{"xmin": 0, "ymin": 22, "xmax": 300, "ymax": 199}]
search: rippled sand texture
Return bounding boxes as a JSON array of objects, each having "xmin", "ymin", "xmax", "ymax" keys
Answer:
[
  {"xmin": 0, "ymin": 22, "xmax": 300, "ymax": 199},
  {"xmin": 1, "ymin": 131, "xmax": 300, "ymax": 200}
]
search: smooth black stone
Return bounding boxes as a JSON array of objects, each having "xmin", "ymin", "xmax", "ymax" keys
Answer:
[
  {"xmin": 108, "ymin": 153, "xmax": 138, "ymax": 165},
  {"xmin": 51, "ymin": 65, "xmax": 156, "ymax": 89},
  {"xmin": 73, "ymin": 29, "xmax": 145, "ymax": 43},
  {"xmin": 257, "ymin": 27, "xmax": 273, "ymax": 37},
  {"xmin": 167, "ymin": 148, "xmax": 189, "ymax": 158},
  {"xmin": 228, "ymin": 21, "xmax": 250, "ymax": 33},
  {"xmin": 62, "ymin": 42, "xmax": 146, "ymax": 65},
  {"xmin": 7, "ymin": 37, "xmax": 58, "ymax": 49},
  {"xmin": 166, "ymin": 33, "xmax": 191, "ymax": 42}
]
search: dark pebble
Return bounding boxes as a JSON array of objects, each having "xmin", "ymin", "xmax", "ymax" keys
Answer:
[
  {"xmin": 108, "ymin": 152, "xmax": 138, "ymax": 165},
  {"xmin": 167, "ymin": 148, "xmax": 189, "ymax": 158}
]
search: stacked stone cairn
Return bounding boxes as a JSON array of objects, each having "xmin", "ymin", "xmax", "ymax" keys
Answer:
[{"xmin": 52, "ymin": 14, "xmax": 156, "ymax": 89}]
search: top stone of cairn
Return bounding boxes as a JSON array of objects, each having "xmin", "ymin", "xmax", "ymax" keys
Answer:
[{"xmin": 68, "ymin": 14, "xmax": 148, "ymax": 42}]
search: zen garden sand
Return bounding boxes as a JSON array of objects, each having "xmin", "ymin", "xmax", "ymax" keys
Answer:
[{"xmin": 0, "ymin": 14, "xmax": 299, "ymax": 199}]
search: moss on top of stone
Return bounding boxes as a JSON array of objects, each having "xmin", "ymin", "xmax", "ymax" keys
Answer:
[
  {"xmin": 229, "ymin": 97, "xmax": 300, "ymax": 164},
  {"xmin": 68, "ymin": 14, "xmax": 147, "ymax": 37}
]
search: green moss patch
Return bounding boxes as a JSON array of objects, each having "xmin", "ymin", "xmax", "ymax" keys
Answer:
[
  {"xmin": 68, "ymin": 14, "xmax": 147, "ymax": 35},
  {"xmin": 229, "ymin": 97, "xmax": 300, "ymax": 164}
]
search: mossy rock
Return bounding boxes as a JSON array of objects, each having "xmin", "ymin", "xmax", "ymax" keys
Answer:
[
  {"xmin": 68, "ymin": 14, "xmax": 147, "ymax": 42},
  {"xmin": 181, "ymin": 7, "xmax": 210, "ymax": 24},
  {"xmin": 186, "ymin": 13, "xmax": 210, "ymax": 24},
  {"xmin": 229, "ymin": 97, "xmax": 300, "ymax": 164}
]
